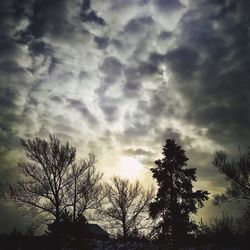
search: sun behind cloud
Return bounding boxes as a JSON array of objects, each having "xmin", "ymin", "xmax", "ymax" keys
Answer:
[{"xmin": 120, "ymin": 156, "xmax": 144, "ymax": 179}]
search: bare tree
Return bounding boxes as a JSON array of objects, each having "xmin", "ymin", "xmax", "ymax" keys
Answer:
[
  {"xmin": 100, "ymin": 176, "xmax": 154, "ymax": 238},
  {"xmin": 6, "ymin": 135, "xmax": 103, "ymax": 222},
  {"xmin": 213, "ymin": 150, "xmax": 250, "ymax": 204}
]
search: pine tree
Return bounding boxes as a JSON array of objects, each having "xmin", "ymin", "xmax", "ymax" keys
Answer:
[{"xmin": 149, "ymin": 139, "xmax": 209, "ymax": 248}]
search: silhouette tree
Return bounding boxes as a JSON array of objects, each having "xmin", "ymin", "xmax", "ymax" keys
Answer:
[
  {"xmin": 197, "ymin": 205, "xmax": 250, "ymax": 248},
  {"xmin": 100, "ymin": 176, "xmax": 154, "ymax": 238},
  {"xmin": 196, "ymin": 214, "xmax": 239, "ymax": 247},
  {"xmin": 149, "ymin": 139, "xmax": 209, "ymax": 248},
  {"xmin": 0, "ymin": 182, "xmax": 5, "ymax": 198},
  {"xmin": 7, "ymin": 135, "xmax": 103, "ymax": 223},
  {"xmin": 46, "ymin": 210, "xmax": 88, "ymax": 250},
  {"xmin": 236, "ymin": 204, "xmax": 250, "ymax": 247},
  {"xmin": 213, "ymin": 149, "xmax": 250, "ymax": 204}
]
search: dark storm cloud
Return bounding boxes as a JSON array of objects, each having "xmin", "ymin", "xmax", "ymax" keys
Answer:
[
  {"xmin": 0, "ymin": 37, "xmax": 22, "ymax": 62},
  {"xmin": 0, "ymin": 0, "xmax": 27, "ymax": 37},
  {"xmin": 148, "ymin": 52, "xmax": 165, "ymax": 67},
  {"xmin": 28, "ymin": 40, "xmax": 53, "ymax": 56},
  {"xmin": 23, "ymin": 0, "xmax": 69, "ymax": 39},
  {"xmin": 135, "ymin": 0, "xmax": 250, "ymax": 201},
  {"xmin": 80, "ymin": 0, "xmax": 105, "ymax": 26},
  {"xmin": 0, "ymin": 0, "xmax": 33, "ymax": 189},
  {"xmin": 16, "ymin": 0, "xmax": 104, "ymax": 43},
  {"xmin": 80, "ymin": 10, "xmax": 105, "ymax": 26},
  {"xmin": 166, "ymin": 47, "xmax": 200, "ymax": 80},
  {"xmin": 166, "ymin": 0, "xmax": 250, "ymax": 150}
]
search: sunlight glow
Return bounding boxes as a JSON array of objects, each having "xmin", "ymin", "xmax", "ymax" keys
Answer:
[{"xmin": 120, "ymin": 156, "xmax": 144, "ymax": 179}]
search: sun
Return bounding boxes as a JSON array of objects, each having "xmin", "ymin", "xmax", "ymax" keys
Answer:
[{"xmin": 120, "ymin": 156, "xmax": 144, "ymax": 179}]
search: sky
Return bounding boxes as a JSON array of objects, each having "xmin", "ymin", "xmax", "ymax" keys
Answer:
[{"xmin": 0, "ymin": 0, "xmax": 250, "ymax": 233}]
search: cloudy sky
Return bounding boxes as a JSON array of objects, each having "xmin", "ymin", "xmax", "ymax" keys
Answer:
[{"xmin": 0, "ymin": 0, "xmax": 250, "ymax": 233}]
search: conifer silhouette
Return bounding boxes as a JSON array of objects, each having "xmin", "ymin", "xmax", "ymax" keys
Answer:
[{"xmin": 150, "ymin": 139, "xmax": 209, "ymax": 248}]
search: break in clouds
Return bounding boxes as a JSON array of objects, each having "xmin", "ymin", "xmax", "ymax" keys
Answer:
[{"xmin": 0, "ymin": 0, "xmax": 250, "ymax": 231}]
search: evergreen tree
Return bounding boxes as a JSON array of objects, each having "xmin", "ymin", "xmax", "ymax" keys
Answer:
[{"xmin": 149, "ymin": 139, "xmax": 209, "ymax": 248}]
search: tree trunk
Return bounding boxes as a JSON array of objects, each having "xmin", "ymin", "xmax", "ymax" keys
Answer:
[
  {"xmin": 73, "ymin": 178, "xmax": 77, "ymax": 221},
  {"xmin": 122, "ymin": 214, "xmax": 127, "ymax": 238},
  {"xmin": 55, "ymin": 192, "xmax": 60, "ymax": 222}
]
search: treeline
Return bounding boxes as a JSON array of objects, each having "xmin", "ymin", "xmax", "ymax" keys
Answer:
[
  {"xmin": 196, "ymin": 208, "xmax": 250, "ymax": 248},
  {"xmin": 1, "ymin": 135, "xmax": 250, "ymax": 249}
]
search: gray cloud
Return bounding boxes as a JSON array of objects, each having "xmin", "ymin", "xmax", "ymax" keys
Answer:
[
  {"xmin": 123, "ymin": 148, "xmax": 154, "ymax": 157},
  {"xmin": 94, "ymin": 36, "xmax": 109, "ymax": 49},
  {"xmin": 80, "ymin": 0, "xmax": 105, "ymax": 25},
  {"xmin": 154, "ymin": 0, "xmax": 184, "ymax": 12},
  {"xmin": 122, "ymin": 82, "xmax": 141, "ymax": 98},
  {"xmin": 100, "ymin": 103, "xmax": 119, "ymax": 123},
  {"xmin": 67, "ymin": 98, "xmax": 98, "ymax": 126},
  {"xmin": 167, "ymin": 0, "xmax": 250, "ymax": 149},
  {"xmin": 166, "ymin": 47, "xmax": 200, "ymax": 80},
  {"xmin": 100, "ymin": 56, "xmax": 123, "ymax": 78},
  {"xmin": 29, "ymin": 41, "xmax": 53, "ymax": 56},
  {"xmin": 124, "ymin": 16, "xmax": 154, "ymax": 34},
  {"xmin": 50, "ymin": 95, "xmax": 63, "ymax": 103},
  {"xmin": 122, "ymin": 120, "xmax": 150, "ymax": 143}
]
